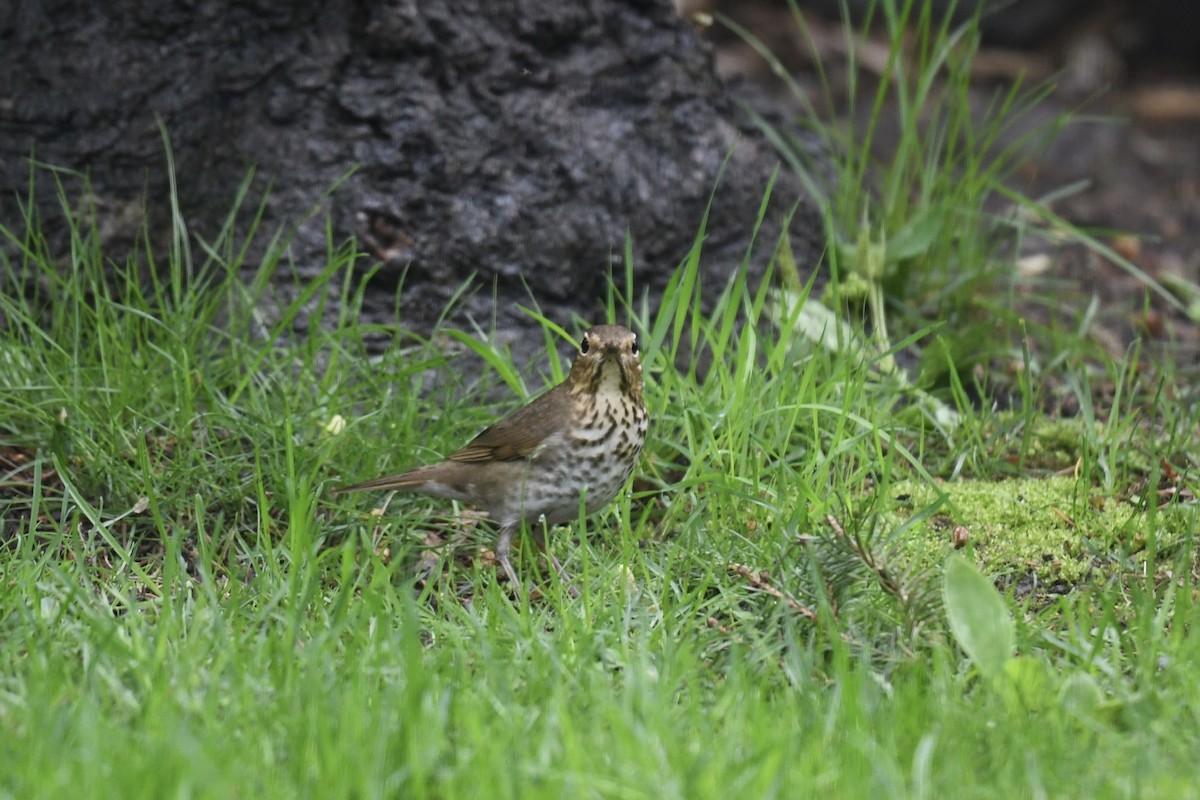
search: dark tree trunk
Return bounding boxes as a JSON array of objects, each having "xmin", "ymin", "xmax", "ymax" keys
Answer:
[{"xmin": 1, "ymin": 0, "xmax": 822, "ymax": 352}]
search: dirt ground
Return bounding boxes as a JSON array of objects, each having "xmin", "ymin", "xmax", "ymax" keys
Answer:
[{"xmin": 696, "ymin": 1, "xmax": 1200, "ymax": 377}]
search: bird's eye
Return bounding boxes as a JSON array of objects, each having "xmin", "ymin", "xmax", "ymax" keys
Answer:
[
  {"xmin": 580, "ymin": 335, "xmax": 590, "ymax": 354},
  {"xmin": 630, "ymin": 339, "xmax": 639, "ymax": 355}
]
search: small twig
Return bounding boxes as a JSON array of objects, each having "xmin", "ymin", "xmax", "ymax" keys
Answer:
[
  {"xmin": 727, "ymin": 562, "xmax": 819, "ymax": 622},
  {"xmin": 1051, "ymin": 507, "xmax": 1076, "ymax": 528}
]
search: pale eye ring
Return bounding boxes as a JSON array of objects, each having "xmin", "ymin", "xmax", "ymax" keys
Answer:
[{"xmin": 580, "ymin": 335, "xmax": 590, "ymax": 355}]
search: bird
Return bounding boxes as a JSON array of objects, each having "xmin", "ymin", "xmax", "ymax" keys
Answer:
[{"xmin": 334, "ymin": 324, "xmax": 647, "ymax": 593}]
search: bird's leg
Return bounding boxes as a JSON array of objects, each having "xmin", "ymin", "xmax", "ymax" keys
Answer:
[
  {"xmin": 532, "ymin": 518, "xmax": 579, "ymax": 599},
  {"xmin": 547, "ymin": 552, "xmax": 579, "ymax": 599},
  {"xmin": 494, "ymin": 522, "xmax": 521, "ymax": 592}
]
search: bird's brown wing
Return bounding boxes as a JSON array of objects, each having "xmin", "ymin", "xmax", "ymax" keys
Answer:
[{"xmin": 446, "ymin": 384, "xmax": 572, "ymax": 463}]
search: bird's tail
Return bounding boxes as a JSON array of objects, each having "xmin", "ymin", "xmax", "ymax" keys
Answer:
[{"xmin": 331, "ymin": 468, "xmax": 429, "ymax": 494}]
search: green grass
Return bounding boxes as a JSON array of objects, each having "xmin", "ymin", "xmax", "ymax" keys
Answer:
[
  {"xmin": 4, "ymin": 3, "xmax": 1200, "ymax": 797},
  {"xmin": 3, "ymin": 170, "xmax": 1198, "ymax": 800}
]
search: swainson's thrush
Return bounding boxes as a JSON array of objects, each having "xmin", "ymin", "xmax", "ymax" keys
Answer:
[{"xmin": 335, "ymin": 324, "xmax": 647, "ymax": 592}]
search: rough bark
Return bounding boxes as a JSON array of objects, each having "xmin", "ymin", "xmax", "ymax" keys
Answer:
[{"xmin": 1, "ymin": 0, "xmax": 822, "ymax": 357}]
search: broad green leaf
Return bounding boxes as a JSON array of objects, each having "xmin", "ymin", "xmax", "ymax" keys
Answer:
[{"xmin": 943, "ymin": 554, "xmax": 1015, "ymax": 680}]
